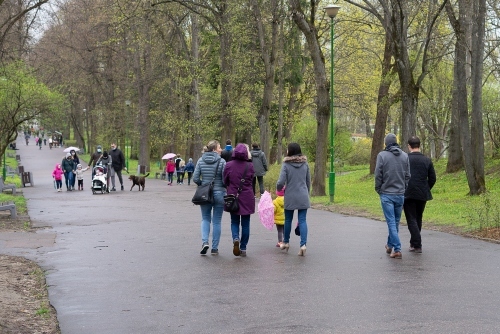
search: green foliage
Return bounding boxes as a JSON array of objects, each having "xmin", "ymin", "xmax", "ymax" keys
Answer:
[
  {"xmin": 346, "ymin": 138, "xmax": 372, "ymax": 165},
  {"xmin": 289, "ymin": 115, "xmax": 317, "ymax": 160}
]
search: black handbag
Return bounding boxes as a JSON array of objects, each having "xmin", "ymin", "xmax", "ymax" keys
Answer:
[
  {"xmin": 224, "ymin": 163, "xmax": 249, "ymax": 212},
  {"xmin": 192, "ymin": 159, "xmax": 221, "ymax": 205}
]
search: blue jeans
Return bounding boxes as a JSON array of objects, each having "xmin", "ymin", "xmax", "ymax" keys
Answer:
[
  {"xmin": 64, "ymin": 171, "xmax": 73, "ymax": 189},
  {"xmin": 283, "ymin": 209, "xmax": 308, "ymax": 247},
  {"xmin": 200, "ymin": 190, "xmax": 225, "ymax": 250},
  {"xmin": 230, "ymin": 214, "xmax": 250, "ymax": 250},
  {"xmin": 380, "ymin": 194, "xmax": 404, "ymax": 253}
]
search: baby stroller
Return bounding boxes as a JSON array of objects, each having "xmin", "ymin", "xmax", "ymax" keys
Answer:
[{"xmin": 91, "ymin": 164, "xmax": 110, "ymax": 194}]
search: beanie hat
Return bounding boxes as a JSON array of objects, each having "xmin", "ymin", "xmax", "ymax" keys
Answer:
[
  {"xmin": 384, "ymin": 133, "xmax": 397, "ymax": 146},
  {"xmin": 276, "ymin": 187, "xmax": 285, "ymax": 196},
  {"xmin": 65, "ymin": 153, "xmax": 71, "ymax": 158},
  {"xmin": 77, "ymin": 164, "xmax": 82, "ymax": 168}
]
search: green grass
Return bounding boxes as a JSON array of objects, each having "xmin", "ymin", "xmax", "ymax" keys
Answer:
[{"xmin": 311, "ymin": 159, "xmax": 500, "ymax": 233}]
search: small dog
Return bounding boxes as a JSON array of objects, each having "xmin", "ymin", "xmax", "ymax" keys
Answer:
[{"xmin": 129, "ymin": 173, "xmax": 150, "ymax": 191}]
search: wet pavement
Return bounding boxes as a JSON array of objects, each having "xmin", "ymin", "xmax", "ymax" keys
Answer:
[{"xmin": 1, "ymin": 137, "xmax": 500, "ymax": 333}]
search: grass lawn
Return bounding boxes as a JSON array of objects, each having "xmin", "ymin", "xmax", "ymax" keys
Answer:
[{"xmin": 311, "ymin": 159, "xmax": 500, "ymax": 238}]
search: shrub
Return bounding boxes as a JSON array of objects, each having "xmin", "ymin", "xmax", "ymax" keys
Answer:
[{"xmin": 346, "ymin": 137, "xmax": 372, "ymax": 165}]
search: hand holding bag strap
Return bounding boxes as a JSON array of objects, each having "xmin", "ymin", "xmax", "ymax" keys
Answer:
[{"xmin": 235, "ymin": 162, "xmax": 250, "ymax": 197}]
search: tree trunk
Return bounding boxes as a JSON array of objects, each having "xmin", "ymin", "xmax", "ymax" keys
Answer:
[
  {"xmin": 370, "ymin": 15, "xmax": 394, "ymax": 174},
  {"xmin": 391, "ymin": 0, "xmax": 418, "ymax": 146},
  {"xmin": 189, "ymin": 13, "xmax": 202, "ymax": 162},
  {"xmin": 289, "ymin": 0, "xmax": 328, "ymax": 196},
  {"xmin": 469, "ymin": 0, "xmax": 486, "ymax": 194},
  {"xmin": 445, "ymin": 1, "xmax": 464, "ymax": 172},
  {"xmin": 218, "ymin": 2, "xmax": 233, "ymax": 142},
  {"xmin": 252, "ymin": 0, "xmax": 279, "ymax": 161}
]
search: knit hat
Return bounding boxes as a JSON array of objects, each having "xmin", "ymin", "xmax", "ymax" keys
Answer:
[
  {"xmin": 77, "ymin": 164, "xmax": 82, "ymax": 168},
  {"xmin": 384, "ymin": 133, "xmax": 397, "ymax": 146},
  {"xmin": 65, "ymin": 153, "xmax": 71, "ymax": 158},
  {"xmin": 276, "ymin": 187, "xmax": 285, "ymax": 196}
]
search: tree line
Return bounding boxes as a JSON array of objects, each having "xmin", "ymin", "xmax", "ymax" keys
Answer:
[{"xmin": 1, "ymin": 0, "xmax": 499, "ymax": 196}]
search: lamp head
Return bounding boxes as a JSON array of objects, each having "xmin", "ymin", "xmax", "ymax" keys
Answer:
[{"xmin": 324, "ymin": 4, "xmax": 341, "ymax": 18}]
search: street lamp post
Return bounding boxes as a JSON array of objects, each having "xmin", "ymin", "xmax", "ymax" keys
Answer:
[
  {"xmin": 125, "ymin": 100, "xmax": 131, "ymax": 170},
  {"xmin": 324, "ymin": 4, "xmax": 340, "ymax": 203},
  {"xmin": 2, "ymin": 150, "xmax": 6, "ymax": 180}
]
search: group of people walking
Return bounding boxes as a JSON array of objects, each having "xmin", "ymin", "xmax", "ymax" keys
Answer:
[
  {"xmin": 51, "ymin": 143, "xmax": 127, "ymax": 192},
  {"xmin": 375, "ymin": 134, "xmax": 436, "ymax": 259},
  {"xmin": 193, "ymin": 139, "xmax": 311, "ymax": 257}
]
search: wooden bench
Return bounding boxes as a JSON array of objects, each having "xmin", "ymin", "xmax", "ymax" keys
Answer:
[
  {"xmin": 0, "ymin": 202, "xmax": 16, "ymax": 218},
  {"xmin": 0, "ymin": 177, "xmax": 17, "ymax": 194},
  {"xmin": 15, "ymin": 154, "xmax": 20, "ymax": 162}
]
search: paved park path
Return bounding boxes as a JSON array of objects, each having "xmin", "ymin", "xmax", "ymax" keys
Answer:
[{"xmin": 1, "ymin": 137, "xmax": 500, "ymax": 333}]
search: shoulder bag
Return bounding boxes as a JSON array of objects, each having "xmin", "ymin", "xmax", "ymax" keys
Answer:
[
  {"xmin": 224, "ymin": 163, "xmax": 249, "ymax": 212},
  {"xmin": 192, "ymin": 159, "xmax": 221, "ymax": 205}
]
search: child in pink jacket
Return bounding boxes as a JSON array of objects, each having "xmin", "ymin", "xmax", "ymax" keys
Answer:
[{"xmin": 52, "ymin": 164, "xmax": 63, "ymax": 192}]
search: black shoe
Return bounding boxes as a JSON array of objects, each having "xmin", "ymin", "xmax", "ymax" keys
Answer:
[
  {"xmin": 121, "ymin": 185, "xmax": 124, "ymax": 191},
  {"xmin": 111, "ymin": 188, "xmax": 116, "ymax": 191},
  {"xmin": 200, "ymin": 243, "xmax": 209, "ymax": 255},
  {"xmin": 211, "ymin": 249, "xmax": 219, "ymax": 256}
]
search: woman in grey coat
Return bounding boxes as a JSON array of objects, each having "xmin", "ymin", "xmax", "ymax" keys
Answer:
[{"xmin": 276, "ymin": 143, "xmax": 311, "ymax": 256}]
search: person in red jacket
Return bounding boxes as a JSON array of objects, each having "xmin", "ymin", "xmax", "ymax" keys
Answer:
[{"xmin": 165, "ymin": 159, "xmax": 176, "ymax": 185}]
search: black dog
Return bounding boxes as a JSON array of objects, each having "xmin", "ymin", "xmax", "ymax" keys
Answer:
[{"xmin": 129, "ymin": 173, "xmax": 150, "ymax": 191}]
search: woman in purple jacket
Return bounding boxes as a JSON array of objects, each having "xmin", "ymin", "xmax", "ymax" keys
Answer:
[{"xmin": 223, "ymin": 144, "xmax": 255, "ymax": 257}]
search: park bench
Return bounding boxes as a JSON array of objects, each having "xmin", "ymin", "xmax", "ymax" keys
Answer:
[
  {"xmin": 0, "ymin": 202, "xmax": 17, "ymax": 218},
  {"xmin": 6, "ymin": 165, "xmax": 17, "ymax": 177},
  {"xmin": 15, "ymin": 154, "xmax": 20, "ymax": 162},
  {"xmin": 0, "ymin": 177, "xmax": 17, "ymax": 194},
  {"xmin": 21, "ymin": 172, "xmax": 34, "ymax": 187}
]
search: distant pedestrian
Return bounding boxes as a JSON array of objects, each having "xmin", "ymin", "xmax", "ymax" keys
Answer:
[
  {"xmin": 52, "ymin": 164, "xmax": 63, "ymax": 192},
  {"xmin": 166, "ymin": 159, "xmax": 176, "ymax": 185},
  {"xmin": 276, "ymin": 143, "xmax": 311, "ymax": 256},
  {"xmin": 61, "ymin": 153, "xmax": 76, "ymax": 191},
  {"xmin": 403, "ymin": 136, "xmax": 436, "ymax": 253},
  {"xmin": 273, "ymin": 187, "xmax": 285, "ymax": 248},
  {"xmin": 109, "ymin": 143, "xmax": 127, "ymax": 191},
  {"xmin": 75, "ymin": 164, "xmax": 90, "ymax": 191},
  {"xmin": 175, "ymin": 155, "xmax": 183, "ymax": 184},
  {"xmin": 48, "ymin": 137, "xmax": 53, "ymax": 149},
  {"xmin": 88, "ymin": 145, "xmax": 103, "ymax": 177},
  {"xmin": 375, "ymin": 133, "xmax": 411, "ymax": 259},
  {"xmin": 43, "ymin": 138, "xmax": 47, "ymax": 145},
  {"xmin": 69, "ymin": 150, "xmax": 80, "ymax": 189},
  {"xmin": 184, "ymin": 158, "xmax": 195, "ymax": 185},
  {"xmin": 221, "ymin": 139, "xmax": 233, "ymax": 162},
  {"xmin": 250, "ymin": 143, "xmax": 268, "ymax": 197},
  {"xmin": 193, "ymin": 140, "xmax": 226, "ymax": 255},
  {"xmin": 223, "ymin": 143, "xmax": 255, "ymax": 257}
]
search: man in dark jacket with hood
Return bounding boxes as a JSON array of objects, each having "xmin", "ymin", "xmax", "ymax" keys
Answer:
[
  {"xmin": 375, "ymin": 133, "xmax": 410, "ymax": 259},
  {"xmin": 250, "ymin": 143, "xmax": 268, "ymax": 196},
  {"xmin": 403, "ymin": 136, "xmax": 436, "ymax": 253},
  {"xmin": 221, "ymin": 139, "xmax": 233, "ymax": 162}
]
